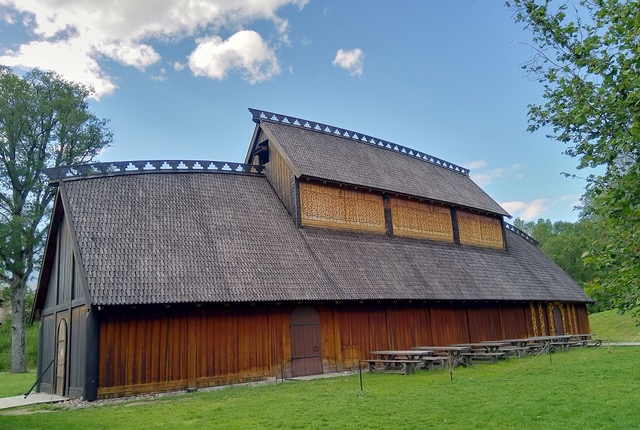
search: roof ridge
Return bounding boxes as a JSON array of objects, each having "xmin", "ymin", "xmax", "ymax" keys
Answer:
[
  {"xmin": 249, "ymin": 108, "xmax": 470, "ymax": 176},
  {"xmin": 504, "ymin": 222, "xmax": 539, "ymax": 246},
  {"xmin": 42, "ymin": 160, "xmax": 265, "ymax": 183}
]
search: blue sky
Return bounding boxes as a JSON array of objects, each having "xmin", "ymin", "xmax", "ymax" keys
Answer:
[{"xmin": 0, "ymin": 0, "xmax": 592, "ymax": 221}]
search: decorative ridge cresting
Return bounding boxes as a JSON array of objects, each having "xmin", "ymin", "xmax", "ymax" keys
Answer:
[
  {"xmin": 249, "ymin": 108, "xmax": 470, "ymax": 176},
  {"xmin": 504, "ymin": 222, "xmax": 539, "ymax": 246},
  {"xmin": 42, "ymin": 160, "xmax": 265, "ymax": 183}
]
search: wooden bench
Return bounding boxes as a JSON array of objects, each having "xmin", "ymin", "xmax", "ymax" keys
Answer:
[
  {"xmin": 550, "ymin": 341, "xmax": 579, "ymax": 352},
  {"xmin": 364, "ymin": 359, "xmax": 424, "ymax": 374},
  {"xmin": 461, "ymin": 352, "xmax": 506, "ymax": 366},
  {"xmin": 527, "ymin": 342, "xmax": 546, "ymax": 354},
  {"xmin": 499, "ymin": 346, "xmax": 530, "ymax": 358},
  {"xmin": 420, "ymin": 356, "xmax": 448, "ymax": 370}
]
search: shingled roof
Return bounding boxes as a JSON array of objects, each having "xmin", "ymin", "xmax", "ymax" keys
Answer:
[
  {"xmin": 248, "ymin": 109, "xmax": 509, "ymax": 216},
  {"xmin": 57, "ymin": 172, "xmax": 589, "ymax": 306}
]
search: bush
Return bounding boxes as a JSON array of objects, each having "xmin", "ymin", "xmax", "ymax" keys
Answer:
[{"xmin": 0, "ymin": 315, "xmax": 40, "ymax": 372}]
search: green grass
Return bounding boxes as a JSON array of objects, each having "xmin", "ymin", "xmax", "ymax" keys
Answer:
[
  {"xmin": 589, "ymin": 309, "xmax": 640, "ymax": 342},
  {"xmin": 0, "ymin": 371, "xmax": 36, "ymax": 398},
  {"xmin": 1, "ymin": 347, "xmax": 639, "ymax": 429}
]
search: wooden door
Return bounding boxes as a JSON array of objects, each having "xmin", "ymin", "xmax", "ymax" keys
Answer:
[
  {"xmin": 553, "ymin": 305, "xmax": 564, "ymax": 335},
  {"xmin": 55, "ymin": 318, "xmax": 68, "ymax": 396},
  {"xmin": 290, "ymin": 306, "xmax": 323, "ymax": 377}
]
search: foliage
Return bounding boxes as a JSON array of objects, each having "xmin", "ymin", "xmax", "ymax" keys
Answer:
[
  {"xmin": 0, "ymin": 319, "xmax": 37, "ymax": 372},
  {"xmin": 0, "ymin": 66, "xmax": 112, "ymax": 372},
  {"xmin": 513, "ymin": 217, "xmax": 617, "ymax": 311},
  {"xmin": 0, "ymin": 296, "xmax": 39, "ymax": 372},
  {"xmin": 1, "ymin": 348, "xmax": 639, "ymax": 428},
  {"xmin": 514, "ymin": 217, "xmax": 595, "ymax": 286},
  {"xmin": 508, "ymin": 0, "xmax": 640, "ymax": 320}
]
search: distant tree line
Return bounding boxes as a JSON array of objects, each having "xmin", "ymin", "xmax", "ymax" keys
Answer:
[{"xmin": 514, "ymin": 217, "xmax": 614, "ymax": 314}]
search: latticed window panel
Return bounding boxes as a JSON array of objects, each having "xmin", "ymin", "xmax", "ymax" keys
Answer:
[
  {"xmin": 457, "ymin": 210, "xmax": 504, "ymax": 249},
  {"xmin": 390, "ymin": 197, "xmax": 454, "ymax": 242},
  {"xmin": 300, "ymin": 182, "xmax": 385, "ymax": 232}
]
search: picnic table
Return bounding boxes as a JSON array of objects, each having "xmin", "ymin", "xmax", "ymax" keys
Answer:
[
  {"xmin": 499, "ymin": 338, "xmax": 532, "ymax": 347},
  {"xmin": 411, "ymin": 346, "xmax": 471, "ymax": 368},
  {"xmin": 453, "ymin": 343, "xmax": 507, "ymax": 365},
  {"xmin": 366, "ymin": 350, "xmax": 434, "ymax": 374},
  {"xmin": 454, "ymin": 342, "xmax": 504, "ymax": 353},
  {"xmin": 528, "ymin": 335, "xmax": 573, "ymax": 353},
  {"xmin": 486, "ymin": 338, "xmax": 534, "ymax": 357},
  {"xmin": 569, "ymin": 333, "xmax": 600, "ymax": 347}
]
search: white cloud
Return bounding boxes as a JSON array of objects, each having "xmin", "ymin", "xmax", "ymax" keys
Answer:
[
  {"xmin": 465, "ymin": 160, "xmax": 487, "ymax": 169},
  {"xmin": 500, "ymin": 199, "xmax": 549, "ymax": 221},
  {"xmin": 151, "ymin": 67, "xmax": 168, "ymax": 82},
  {"xmin": 0, "ymin": 38, "xmax": 117, "ymax": 96},
  {"xmin": 0, "ymin": 0, "xmax": 306, "ymax": 97},
  {"xmin": 1, "ymin": 10, "xmax": 16, "ymax": 24},
  {"xmin": 471, "ymin": 163, "xmax": 525, "ymax": 186},
  {"xmin": 188, "ymin": 31, "xmax": 280, "ymax": 83},
  {"xmin": 332, "ymin": 48, "xmax": 364, "ymax": 76},
  {"xmin": 98, "ymin": 42, "xmax": 161, "ymax": 70}
]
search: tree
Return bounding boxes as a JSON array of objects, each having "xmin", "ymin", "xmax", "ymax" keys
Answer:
[
  {"xmin": 0, "ymin": 66, "xmax": 112, "ymax": 372},
  {"xmin": 514, "ymin": 217, "xmax": 596, "ymax": 293},
  {"xmin": 508, "ymin": 0, "xmax": 640, "ymax": 320}
]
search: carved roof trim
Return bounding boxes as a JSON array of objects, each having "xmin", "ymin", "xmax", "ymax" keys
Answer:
[
  {"xmin": 504, "ymin": 223, "xmax": 539, "ymax": 246},
  {"xmin": 42, "ymin": 160, "xmax": 265, "ymax": 184},
  {"xmin": 249, "ymin": 108, "xmax": 470, "ymax": 176}
]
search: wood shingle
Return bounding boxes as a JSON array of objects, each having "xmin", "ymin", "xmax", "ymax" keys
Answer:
[{"xmin": 61, "ymin": 171, "xmax": 589, "ymax": 306}]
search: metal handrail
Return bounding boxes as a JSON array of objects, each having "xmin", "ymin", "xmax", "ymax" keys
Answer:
[{"xmin": 24, "ymin": 358, "xmax": 54, "ymax": 398}]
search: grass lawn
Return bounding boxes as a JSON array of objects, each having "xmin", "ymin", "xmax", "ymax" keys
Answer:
[
  {"xmin": 0, "ymin": 371, "xmax": 36, "ymax": 398},
  {"xmin": 1, "ymin": 347, "xmax": 639, "ymax": 429},
  {"xmin": 588, "ymin": 309, "xmax": 640, "ymax": 342}
]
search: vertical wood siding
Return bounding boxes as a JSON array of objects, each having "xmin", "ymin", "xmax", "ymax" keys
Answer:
[
  {"xmin": 467, "ymin": 305, "xmax": 502, "ymax": 341},
  {"xmin": 98, "ymin": 304, "xmax": 274, "ymax": 398},
  {"xmin": 574, "ymin": 304, "xmax": 591, "ymax": 333},
  {"xmin": 97, "ymin": 301, "xmax": 589, "ymax": 398},
  {"xmin": 499, "ymin": 305, "xmax": 532, "ymax": 339},
  {"xmin": 57, "ymin": 220, "xmax": 73, "ymax": 305},
  {"xmin": 37, "ymin": 314, "xmax": 56, "ymax": 393},
  {"xmin": 68, "ymin": 305, "xmax": 87, "ymax": 397},
  {"xmin": 264, "ymin": 145, "xmax": 294, "ymax": 215},
  {"xmin": 37, "ymin": 213, "xmax": 89, "ymax": 398}
]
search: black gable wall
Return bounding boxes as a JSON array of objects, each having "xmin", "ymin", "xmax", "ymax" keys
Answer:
[{"xmin": 36, "ymin": 208, "xmax": 96, "ymax": 400}]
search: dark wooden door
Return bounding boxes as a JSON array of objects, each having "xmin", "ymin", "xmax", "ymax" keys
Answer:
[
  {"xmin": 55, "ymin": 318, "xmax": 68, "ymax": 396},
  {"xmin": 553, "ymin": 305, "xmax": 564, "ymax": 335},
  {"xmin": 290, "ymin": 306, "xmax": 323, "ymax": 377}
]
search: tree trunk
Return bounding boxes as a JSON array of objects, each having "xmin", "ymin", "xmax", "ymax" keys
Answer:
[{"xmin": 10, "ymin": 279, "xmax": 27, "ymax": 373}]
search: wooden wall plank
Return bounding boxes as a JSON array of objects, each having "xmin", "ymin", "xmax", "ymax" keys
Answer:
[
  {"xmin": 264, "ymin": 145, "xmax": 293, "ymax": 215},
  {"xmin": 97, "ymin": 301, "xmax": 586, "ymax": 398},
  {"xmin": 467, "ymin": 305, "xmax": 502, "ymax": 341}
]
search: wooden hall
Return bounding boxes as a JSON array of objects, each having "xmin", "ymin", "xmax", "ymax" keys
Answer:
[{"xmin": 32, "ymin": 109, "xmax": 592, "ymax": 400}]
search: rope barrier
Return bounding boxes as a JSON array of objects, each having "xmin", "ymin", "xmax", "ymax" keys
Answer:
[{"xmin": 457, "ymin": 344, "xmax": 550, "ymax": 376}]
